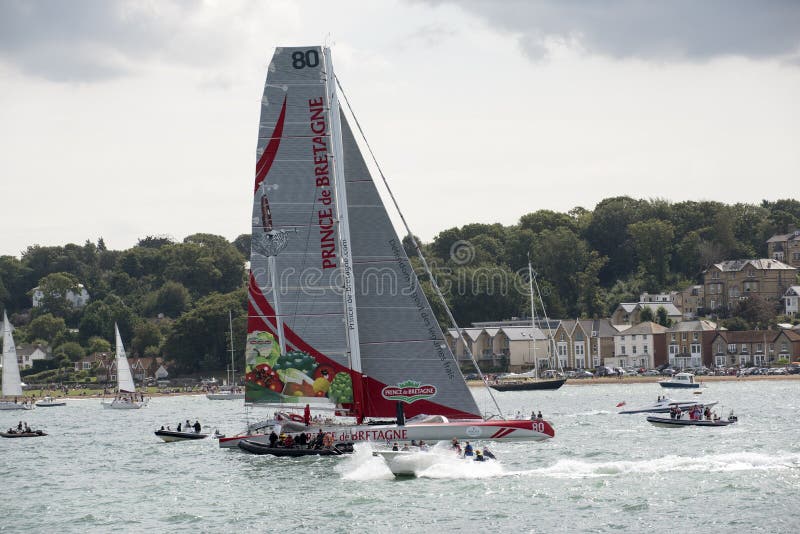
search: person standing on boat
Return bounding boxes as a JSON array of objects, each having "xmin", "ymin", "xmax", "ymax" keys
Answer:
[
  {"xmin": 177, "ymin": 422, "xmax": 182, "ymax": 432},
  {"xmin": 193, "ymin": 420, "xmax": 201, "ymax": 433},
  {"xmin": 304, "ymin": 404, "xmax": 311, "ymax": 426},
  {"xmin": 269, "ymin": 430, "xmax": 278, "ymax": 447}
]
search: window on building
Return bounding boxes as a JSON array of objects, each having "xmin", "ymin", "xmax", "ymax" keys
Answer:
[
  {"xmin": 632, "ymin": 346, "xmax": 637, "ymax": 354},
  {"xmin": 669, "ymin": 345, "xmax": 678, "ymax": 355},
  {"xmin": 728, "ymin": 343, "xmax": 736, "ymax": 353},
  {"xmin": 741, "ymin": 345, "xmax": 749, "ymax": 354},
  {"xmin": 690, "ymin": 344, "xmax": 701, "ymax": 355},
  {"xmin": 692, "ymin": 332, "xmax": 699, "ymax": 341},
  {"xmin": 621, "ymin": 346, "xmax": 626, "ymax": 355}
]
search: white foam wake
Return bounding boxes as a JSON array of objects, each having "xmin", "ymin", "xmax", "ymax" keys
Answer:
[{"xmin": 528, "ymin": 452, "xmax": 800, "ymax": 479}]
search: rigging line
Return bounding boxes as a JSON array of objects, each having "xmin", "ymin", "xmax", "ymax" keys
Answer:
[{"xmin": 335, "ymin": 75, "xmax": 505, "ymax": 420}]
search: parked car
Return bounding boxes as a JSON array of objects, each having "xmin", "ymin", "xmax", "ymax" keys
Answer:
[
  {"xmin": 660, "ymin": 368, "xmax": 675, "ymax": 376},
  {"xmin": 573, "ymin": 370, "xmax": 594, "ymax": 378}
]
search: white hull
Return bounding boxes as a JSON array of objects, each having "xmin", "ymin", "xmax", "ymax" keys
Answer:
[
  {"xmin": 220, "ymin": 418, "xmax": 553, "ymax": 449},
  {"xmin": 206, "ymin": 392, "xmax": 245, "ymax": 400},
  {"xmin": 0, "ymin": 401, "xmax": 33, "ymax": 410},
  {"xmin": 35, "ymin": 396, "xmax": 66, "ymax": 407},
  {"xmin": 102, "ymin": 399, "xmax": 146, "ymax": 409}
]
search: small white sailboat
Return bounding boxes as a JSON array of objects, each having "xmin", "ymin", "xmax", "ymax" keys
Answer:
[
  {"xmin": 222, "ymin": 46, "xmax": 553, "ymax": 449},
  {"xmin": 1, "ymin": 311, "xmax": 33, "ymax": 410},
  {"xmin": 206, "ymin": 311, "xmax": 245, "ymax": 400},
  {"xmin": 102, "ymin": 323, "xmax": 147, "ymax": 409}
]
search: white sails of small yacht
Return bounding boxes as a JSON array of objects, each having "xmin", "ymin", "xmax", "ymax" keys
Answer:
[
  {"xmin": 1, "ymin": 311, "xmax": 33, "ymax": 410},
  {"xmin": 233, "ymin": 46, "xmax": 553, "ymax": 447},
  {"xmin": 102, "ymin": 323, "xmax": 146, "ymax": 409}
]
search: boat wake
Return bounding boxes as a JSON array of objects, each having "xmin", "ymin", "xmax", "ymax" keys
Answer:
[
  {"xmin": 337, "ymin": 444, "xmax": 508, "ymax": 480},
  {"xmin": 526, "ymin": 452, "xmax": 800, "ymax": 479}
]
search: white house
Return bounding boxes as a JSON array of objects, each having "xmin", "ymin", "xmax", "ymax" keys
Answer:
[
  {"xmin": 784, "ymin": 286, "xmax": 800, "ymax": 317},
  {"xmin": 32, "ymin": 284, "xmax": 90, "ymax": 308},
  {"xmin": 610, "ymin": 322, "xmax": 668, "ymax": 369},
  {"xmin": 16, "ymin": 343, "xmax": 51, "ymax": 369}
]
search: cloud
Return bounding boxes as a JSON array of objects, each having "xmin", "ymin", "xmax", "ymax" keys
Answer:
[
  {"xmin": 0, "ymin": 0, "xmax": 235, "ymax": 82},
  {"xmin": 416, "ymin": 0, "xmax": 800, "ymax": 62}
]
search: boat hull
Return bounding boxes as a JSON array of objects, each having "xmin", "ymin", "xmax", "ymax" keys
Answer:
[
  {"xmin": 219, "ymin": 418, "xmax": 554, "ymax": 449},
  {"xmin": 102, "ymin": 400, "xmax": 146, "ymax": 409},
  {"xmin": 619, "ymin": 400, "xmax": 718, "ymax": 414},
  {"xmin": 658, "ymin": 382, "xmax": 701, "ymax": 389},
  {"xmin": 35, "ymin": 397, "xmax": 66, "ymax": 407},
  {"xmin": 206, "ymin": 393, "xmax": 245, "ymax": 400},
  {"xmin": 1, "ymin": 431, "xmax": 47, "ymax": 438},
  {"xmin": 646, "ymin": 416, "xmax": 736, "ymax": 427},
  {"xmin": 155, "ymin": 430, "xmax": 209, "ymax": 442},
  {"xmin": 0, "ymin": 402, "xmax": 33, "ymax": 410},
  {"xmin": 490, "ymin": 378, "xmax": 566, "ymax": 391},
  {"xmin": 237, "ymin": 439, "xmax": 353, "ymax": 456}
]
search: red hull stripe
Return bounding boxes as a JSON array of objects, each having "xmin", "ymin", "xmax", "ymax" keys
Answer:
[
  {"xmin": 246, "ymin": 273, "xmax": 480, "ymax": 419},
  {"xmin": 253, "ymin": 96, "xmax": 288, "ymax": 193}
]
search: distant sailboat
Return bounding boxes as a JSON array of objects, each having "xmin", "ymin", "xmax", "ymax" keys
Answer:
[
  {"xmin": 102, "ymin": 323, "xmax": 147, "ymax": 409},
  {"xmin": 1, "ymin": 311, "xmax": 33, "ymax": 410},
  {"xmin": 490, "ymin": 261, "xmax": 566, "ymax": 391},
  {"xmin": 221, "ymin": 46, "xmax": 554, "ymax": 449},
  {"xmin": 207, "ymin": 311, "xmax": 245, "ymax": 400}
]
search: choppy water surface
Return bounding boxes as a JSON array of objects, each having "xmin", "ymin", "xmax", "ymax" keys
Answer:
[{"xmin": 2, "ymin": 381, "xmax": 799, "ymax": 533}]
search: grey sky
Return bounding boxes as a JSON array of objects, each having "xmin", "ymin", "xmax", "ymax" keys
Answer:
[{"xmin": 0, "ymin": 0, "xmax": 798, "ymax": 257}]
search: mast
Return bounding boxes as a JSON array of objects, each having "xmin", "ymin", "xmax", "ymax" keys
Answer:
[
  {"xmin": 324, "ymin": 47, "xmax": 365, "ymax": 414},
  {"xmin": 325, "ymin": 48, "xmax": 361, "ymax": 372},
  {"xmin": 527, "ymin": 257, "xmax": 539, "ymax": 375},
  {"xmin": 228, "ymin": 310, "xmax": 236, "ymax": 388}
]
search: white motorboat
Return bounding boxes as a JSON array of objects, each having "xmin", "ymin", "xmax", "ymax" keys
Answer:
[
  {"xmin": 659, "ymin": 372, "xmax": 702, "ymax": 389},
  {"xmin": 372, "ymin": 445, "xmax": 496, "ymax": 476},
  {"xmin": 35, "ymin": 396, "xmax": 67, "ymax": 407},
  {"xmin": 619, "ymin": 397, "xmax": 718, "ymax": 414}
]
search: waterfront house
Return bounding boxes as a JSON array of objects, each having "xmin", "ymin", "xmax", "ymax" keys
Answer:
[
  {"xmin": 552, "ymin": 319, "xmax": 617, "ymax": 370},
  {"xmin": 709, "ymin": 330, "xmax": 778, "ymax": 367},
  {"xmin": 773, "ymin": 329, "xmax": 800, "ymax": 360},
  {"xmin": 766, "ymin": 228, "xmax": 800, "ymax": 269},
  {"xmin": 665, "ymin": 320, "xmax": 718, "ymax": 368},
  {"xmin": 783, "ymin": 286, "xmax": 800, "ymax": 317},
  {"xmin": 610, "ymin": 301, "xmax": 682, "ymax": 326},
  {"xmin": 15, "ymin": 343, "xmax": 51, "ymax": 369},
  {"xmin": 703, "ymin": 259, "xmax": 798, "ymax": 313},
  {"xmin": 609, "ymin": 321, "xmax": 668, "ymax": 369}
]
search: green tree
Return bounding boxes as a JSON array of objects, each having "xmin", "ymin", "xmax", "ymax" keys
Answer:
[
  {"xmin": 733, "ymin": 295, "xmax": 777, "ymax": 329},
  {"xmin": 627, "ymin": 219, "xmax": 675, "ymax": 287},
  {"xmin": 32, "ymin": 272, "xmax": 82, "ymax": 318},
  {"xmin": 720, "ymin": 317, "xmax": 749, "ymax": 331},
  {"xmin": 87, "ymin": 336, "xmax": 112, "ymax": 354},
  {"xmin": 655, "ymin": 306, "xmax": 672, "ymax": 327},
  {"xmin": 131, "ymin": 321, "xmax": 163, "ymax": 357},
  {"xmin": 55, "ymin": 341, "xmax": 85, "ymax": 363},
  {"xmin": 27, "ymin": 313, "xmax": 67, "ymax": 343},
  {"xmin": 162, "ymin": 289, "xmax": 246, "ymax": 373},
  {"xmin": 639, "ymin": 307, "xmax": 654, "ymax": 323},
  {"xmin": 144, "ymin": 280, "xmax": 191, "ymax": 318}
]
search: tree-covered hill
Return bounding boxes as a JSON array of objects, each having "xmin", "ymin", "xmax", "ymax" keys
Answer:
[{"xmin": 1, "ymin": 197, "xmax": 798, "ymax": 376}]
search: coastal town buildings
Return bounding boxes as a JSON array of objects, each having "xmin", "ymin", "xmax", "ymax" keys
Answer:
[
  {"xmin": 783, "ymin": 286, "xmax": 800, "ymax": 317},
  {"xmin": 15, "ymin": 343, "xmax": 51, "ymax": 369},
  {"xmin": 609, "ymin": 321, "xmax": 668, "ymax": 370},
  {"xmin": 766, "ymin": 228, "xmax": 800, "ymax": 269},
  {"xmin": 702, "ymin": 259, "xmax": 797, "ymax": 313},
  {"xmin": 665, "ymin": 320, "xmax": 718, "ymax": 368}
]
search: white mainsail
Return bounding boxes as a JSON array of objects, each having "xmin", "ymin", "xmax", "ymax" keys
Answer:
[
  {"xmin": 114, "ymin": 323, "xmax": 136, "ymax": 393},
  {"xmin": 2, "ymin": 311, "xmax": 23, "ymax": 397}
]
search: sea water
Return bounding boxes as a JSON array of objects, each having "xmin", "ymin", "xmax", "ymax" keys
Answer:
[{"xmin": 1, "ymin": 380, "xmax": 798, "ymax": 533}]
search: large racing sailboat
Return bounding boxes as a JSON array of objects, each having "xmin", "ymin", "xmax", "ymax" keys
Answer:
[{"xmin": 221, "ymin": 46, "xmax": 553, "ymax": 448}]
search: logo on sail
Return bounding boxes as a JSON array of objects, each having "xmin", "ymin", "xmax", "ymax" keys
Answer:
[{"xmin": 381, "ymin": 380, "xmax": 437, "ymax": 403}]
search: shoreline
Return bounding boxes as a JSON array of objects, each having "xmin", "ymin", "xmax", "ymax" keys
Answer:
[{"xmin": 469, "ymin": 374, "xmax": 800, "ymax": 387}]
